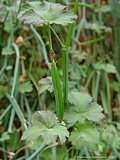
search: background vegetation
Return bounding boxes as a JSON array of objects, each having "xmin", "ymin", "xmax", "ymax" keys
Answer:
[{"xmin": 0, "ymin": 0, "xmax": 120, "ymax": 159}]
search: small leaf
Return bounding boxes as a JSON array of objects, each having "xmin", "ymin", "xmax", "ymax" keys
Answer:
[
  {"xmin": 38, "ymin": 76, "xmax": 53, "ymax": 95},
  {"xmin": 65, "ymin": 91, "xmax": 104, "ymax": 126},
  {"xmin": 68, "ymin": 91, "xmax": 92, "ymax": 109},
  {"xmin": 69, "ymin": 123, "xmax": 100, "ymax": 149}
]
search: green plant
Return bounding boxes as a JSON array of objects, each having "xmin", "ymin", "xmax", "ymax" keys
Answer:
[{"xmin": 1, "ymin": 0, "xmax": 120, "ymax": 160}]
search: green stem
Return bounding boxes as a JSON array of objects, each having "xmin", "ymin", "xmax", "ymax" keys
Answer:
[
  {"xmin": 63, "ymin": 47, "xmax": 68, "ymax": 105},
  {"xmin": 8, "ymin": 43, "xmax": 21, "ymax": 132},
  {"xmin": 52, "ymin": 146, "xmax": 56, "ymax": 160},
  {"xmin": 50, "ymin": 25, "xmax": 64, "ymax": 47},
  {"xmin": 110, "ymin": 0, "xmax": 120, "ymax": 75},
  {"xmin": 75, "ymin": 36, "xmax": 104, "ymax": 46},
  {"xmin": 63, "ymin": 24, "xmax": 75, "ymax": 105},
  {"xmin": 24, "ymin": 95, "xmax": 32, "ymax": 122},
  {"xmin": 0, "ymin": 57, "xmax": 8, "ymax": 77},
  {"xmin": 0, "ymin": 105, "xmax": 11, "ymax": 121},
  {"xmin": 8, "ymin": 109, "xmax": 15, "ymax": 133},
  {"xmin": 7, "ymin": 94, "xmax": 27, "ymax": 129},
  {"xmin": 30, "ymin": 25, "xmax": 50, "ymax": 69},
  {"xmin": 92, "ymin": 71, "xmax": 100, "ymax": 101},
  {"xmin": 11, "ymin": 43, "xmax": 20, "ymax": 96},
  {"xmin": 26, "ymin": 144, "xmax": 46, "ymax": 160}
]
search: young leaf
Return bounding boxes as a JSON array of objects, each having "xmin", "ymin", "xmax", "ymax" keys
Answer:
[
  {"xmin": 68, "ymin": 91, "xmax": 92, "ymax": 108},
  {"xmin": 64, "ymin": 91, "xmax": 104, "ymax": 126},
  {"xmin": 38, "ymin": 76, "xmax": 53, "ymax": 95}
]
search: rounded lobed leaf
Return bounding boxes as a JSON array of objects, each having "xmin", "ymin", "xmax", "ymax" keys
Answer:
[
  {"xmin": 22, "ymin": 111, "xmax": 69, "ymax": 148},
  {"xmin": 18, "ymin": 1, "xmax": 77, "ymax": 26}
]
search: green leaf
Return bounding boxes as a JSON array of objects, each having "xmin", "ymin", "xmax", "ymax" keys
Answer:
[
  {"xmin": 101, "ymin": 124, "xmax": 120, "ymax": 149},
  {"xmin": 38, "ymin": 77, "xmax": 53, "ymax": 95},
  {"xmin": 18, "ymin": 1, "xmax": 77, "ymax": 26},
  {"xmin": 68, "ymin": 91, "xmax": 92, "ymax": 108},
  {"xmin": 64, "ymin": 91, "xmax": 104, "ymax": 126},
  {"xmin": 64, "ymin": 103, "xmax": 104, "ymax": 126},
  {"xmin": 101, "ymin": 64, "xmax": 117, "ymax": 73},
  {"xmin": 19, "ymin": 81, "xmax": 33, "ymax": 93},
  {"xmin": 69, "ymin": 123, "xmax": 100, "ymax": 149},
  {"xmin": 51, "ymin": 60, "xmax": 64, "ymax": 120},
  {"xmin": 22, "ymin": 111, "xmax": 69, "ymax": 148},
  {"xmin": 32, "ymin": 110, "xmax": 58, "ymax": 128}
]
